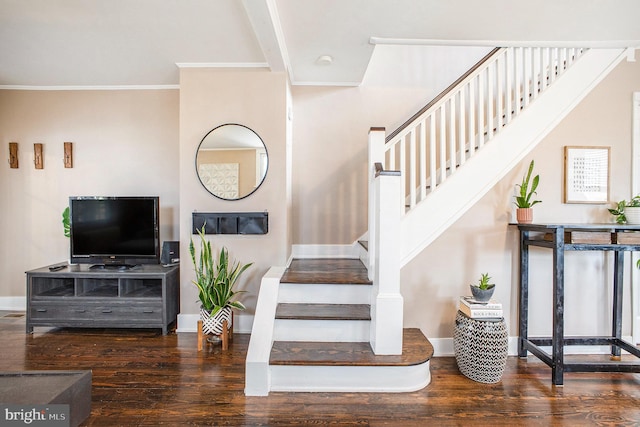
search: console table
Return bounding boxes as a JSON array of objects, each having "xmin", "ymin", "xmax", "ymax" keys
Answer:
[
  {"xmin": 26, "ymin": 263, "xmax": 179, "ymax": 335},
  {"xmin": 514, "ymin": 223, "xmax": 640, "ymax": 385}
]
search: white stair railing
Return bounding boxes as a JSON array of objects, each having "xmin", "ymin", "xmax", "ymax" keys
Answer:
[
  {"xmin": 383, "ymin": 47, "xmax": 586, "ymax": 213},
  {"xmin": 366, "ymin": 46, "xmax": 592, "ymax": 355}
]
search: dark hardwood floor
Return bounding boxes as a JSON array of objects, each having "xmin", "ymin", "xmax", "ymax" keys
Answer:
[{"xmin": 2, "ymin": 311, "xmax": 640, "ymax": 426}]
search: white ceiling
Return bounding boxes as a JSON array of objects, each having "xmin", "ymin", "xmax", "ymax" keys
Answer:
[{"xmin": 1, "ymin": 0, "xmax": 639, "ymax": 88}]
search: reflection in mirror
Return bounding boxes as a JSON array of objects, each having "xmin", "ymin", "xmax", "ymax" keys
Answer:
[{"xmin": 196, "ymin": 124, "xmax": 268, "ymax": 200}]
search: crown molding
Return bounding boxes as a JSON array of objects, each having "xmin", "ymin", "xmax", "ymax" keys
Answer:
[
  {"xmin": 176, "ymin": 62, "xmax": 269, "ymax": 68},
  {"xmin": 370, "ymin": 37, "xmax": 640, "ymax": 49},
  {"xmin": 0, "ymin": 85, "xmax": 179, "ymax": 91}
]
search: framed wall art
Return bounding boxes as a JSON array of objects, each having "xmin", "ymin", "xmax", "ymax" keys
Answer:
[{"xmin": 563, "ymin": 146, "xmax": 610, "ymax": 204}]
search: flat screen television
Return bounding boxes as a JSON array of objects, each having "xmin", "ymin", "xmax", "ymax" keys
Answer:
[{"xmin": 69, "ymin": 196, "xmax": 160, "ymax": 269}]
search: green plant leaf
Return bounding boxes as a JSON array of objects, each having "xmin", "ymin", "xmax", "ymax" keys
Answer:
[
  {"xmin": 514, "ymin": 160, "xmax": 542, "ymax": 208},
  {"xmin": 190, "ymin": 224, "xmax": 251, "ymax": 313},
  {"xmin": 62, "ymin": 207, "xmax": 70, "ymax": 238}
]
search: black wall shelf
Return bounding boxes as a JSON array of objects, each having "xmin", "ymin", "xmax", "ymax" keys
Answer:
[{"xmin": 192, "ymin": 212, "xmax": 268, "ymax": 235}]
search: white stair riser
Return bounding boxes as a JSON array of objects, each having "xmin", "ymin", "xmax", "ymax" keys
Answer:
[
  {"xmin": 269, "ymin": 362, "xmax": 431, "ymax": 392},
  {"xmin": 278, "ymin": 283, "xmax": 370, "ymax": 304},
  {"xmin": 273, "ymin": 319, "xmax": 370, "ymax": 342}
]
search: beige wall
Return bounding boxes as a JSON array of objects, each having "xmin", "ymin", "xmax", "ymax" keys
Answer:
[
  {"xmin": 179, "ymin": 68, "xmax": 291, "ymax": 316},
  {"xmin": 292, "ymin": 57, "xmax": 640, "ymax": 339},
  {"xmin": 2, "ymin": 54, "xmax": 638, "ymax": 340},
  {"xmin": 0, "ymin": 89, "xmax": 179, "ymax": 299},
  {"xmin": 291, "ymin": 86, "xmax": 434, "ymax": 244}
]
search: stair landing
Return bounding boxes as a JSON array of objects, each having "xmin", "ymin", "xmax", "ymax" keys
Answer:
[
  {"xmin": 271, "ymin": 328, "xmax": 433, "ymax": 366},
  {"xmin": 280, "ymin": 258, "xmax": 371, "ymax": 284}
]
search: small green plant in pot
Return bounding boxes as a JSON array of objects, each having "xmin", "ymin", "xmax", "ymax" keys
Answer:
[
  {"xmin": 62, "ymin": 206, "xmax": 70, "ymax": 237},
  {"xmin": 470, "ymin": 273, "xmax": 495, "ymax": 302},
  {"xmin": 608, "ymin": 195, "xmax": 640, "ymax": 224},
  {"xmin": 189, "ymin": 224, "xmax": 252, "ymax": 335},
  {"xmin": 514, "ymin": 160, "xmax": 541, "ymax": 224}
]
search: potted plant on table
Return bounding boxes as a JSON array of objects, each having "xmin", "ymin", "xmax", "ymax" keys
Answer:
[
  {"xmin": 608, "ymin": 195, "xmax": 640, "ymax": 225},
  {"xmin": 469, "ymin": 273, "xmax": 495, "ymax": 302},
  {"xmin": 514, "ymin": 159, "xmax": 541, "ymax": 224},
  {"xmin": 189, "ymin": 224, "xmax": 252, "ymax": 337}
]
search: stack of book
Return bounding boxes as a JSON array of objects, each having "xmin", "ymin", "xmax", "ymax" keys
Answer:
[{"xmin": 458, "ymin": 296, "xmax": 503, "ymax": 319}]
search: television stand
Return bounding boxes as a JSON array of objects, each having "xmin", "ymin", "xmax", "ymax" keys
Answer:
[{"xmin": 26, "ymin": 263, "xmax": 180, "ymax": 335}]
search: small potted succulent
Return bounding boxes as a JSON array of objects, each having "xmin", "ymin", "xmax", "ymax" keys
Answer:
[
  {"xmin": 514, "ymin": 160, "xmax": 541, "ymax": 224},
  {"xmin": 470, "ymin": 273, "xmax": 495, "ymax": 302}
]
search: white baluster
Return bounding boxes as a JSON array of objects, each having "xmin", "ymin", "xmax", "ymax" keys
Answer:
[
  {"xmin": 439, "ymin": 105, "xmax": 446, "ymax": 183},
  {"xmin": 400, "ymin": 136, "xmax": 406, "ymax": 205},
  {"xmin": 408, "ymin": 130, "xmax": 416, "ymax": 208},
  {"xmin": 523, "ymin": 47, "xmax": 531, "ymax": 107},
  {"xmin": 548, "ymin": 48, "xmax": 557, "ymax": 84},
  {"xmin": 487, "ymin": 63, "xmax": 494, "ymax": 140},
  {"xmin": 459, "ymin": 87, "xmax": 466, "ymax": 165},
  {"xmin": 532, "ymin": 47, "xmax": 540, "ymax": 100},
  {"xmin": 505, "ymin": 48, "xmax": 513, "ymax": 124},
  {"xmin": 449, "ymin": 96, "xmax": 456, "ymax": 174},
  {"xmin": 478, "ymin": 68, "xmax": 485, "ymax": 148},
  {"xmin": 514, "ymin": 47, "xmax": 522, "ymax": 117},
  {"xmin": 540, "ymin": 48, "xmax": 548, "ymax": 92},
  {"xmin": 496, "ymin": 53, "xmax": 504, "ymax": 132},
  {"xmin": 557, "ymin": 48, "xmax": 566, "ymax": 76},
  {"xmin": 419, "ymin": 119, "xmax": 427, "ymax": 201},
  {"xmin": 429, "ymin": 114, "xmax": 437, "ymax": 190},
  {"xmin": 468, "ymin": 77, "xmax": 476, "ymax": 156}
]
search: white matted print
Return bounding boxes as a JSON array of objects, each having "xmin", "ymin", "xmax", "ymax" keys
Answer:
[{"xmin": 563, "ymin": 146, "xmax": 610, "ymax": 204}]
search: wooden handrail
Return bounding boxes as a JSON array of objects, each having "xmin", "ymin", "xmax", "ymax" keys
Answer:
[
  {"xmin": 385, "ymin": 47, "xmax": 502, "ymax": 143},
  {"xmin": 374, "ymin": 162, "xmax": 401, "ymax": 177}
]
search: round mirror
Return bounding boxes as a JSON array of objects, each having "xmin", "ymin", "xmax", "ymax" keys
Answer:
[{"xmin": 195, "ymin": 124, "xmax": 268, "ymax": 200}]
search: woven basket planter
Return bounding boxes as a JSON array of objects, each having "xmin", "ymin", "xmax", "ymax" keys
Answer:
[
  {"xmin": 200, "ymin": 306, "xmax": 232, "ymax": 336},
  {"xmin": 453, "ymin": 310, "xmax": 508, "ymax": 384}
]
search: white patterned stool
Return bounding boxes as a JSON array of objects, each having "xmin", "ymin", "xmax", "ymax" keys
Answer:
[{"xmin": 453, "ymin": 310, "xmax": 508, "ymax": 383}]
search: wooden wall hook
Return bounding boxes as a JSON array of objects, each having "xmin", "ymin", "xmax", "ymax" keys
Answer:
[
  {"xmin": 34, "ymin": 143, "xmax": 43, "ymax": 169},
  {"xmin": 64, "ymin": 142, "xmax": 73, "ymax": 168},
  {"xmin": 9, "ymin": 142, "xmax": 18, "ymax": 168}
]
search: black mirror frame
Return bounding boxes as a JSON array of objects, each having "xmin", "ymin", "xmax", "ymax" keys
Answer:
[{"xmin": 195, "ymin": 123, "xmax": 269, "ymax": 201}]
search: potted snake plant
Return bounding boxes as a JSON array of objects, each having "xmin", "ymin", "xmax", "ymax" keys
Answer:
[
  {"xmin": 514, "ymin": 160, "xmax": 541, "ymax": 224},
  {"xmin": 189, "ymin": 224, "xmax": 252, "ymax": 335}
]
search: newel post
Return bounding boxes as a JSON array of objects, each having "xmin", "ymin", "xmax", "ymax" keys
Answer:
[
  {"xmin": 368, "ymin": 127, "xmax": 386, "ymax": 281},
  {"xmin": 370, "ymin": 163, "xmax": 403, "ymax": 355}
]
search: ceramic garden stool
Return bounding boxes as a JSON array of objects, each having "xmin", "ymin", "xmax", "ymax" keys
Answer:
[{"xmin": 453, "ymin": 310, "xmax": 508, "ymax": 383}]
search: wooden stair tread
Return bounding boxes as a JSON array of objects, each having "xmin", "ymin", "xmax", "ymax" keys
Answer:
[
  {"xmin": 269, "ymin": 328, "xmax": 433, "ymax": 366},
  {"xmin": 275, "ymin": 303, "xmax": 371, "ymax": 321},
  {"xmin": 280, "ymin": 258, "xmax": 372, "ymax": 285}
]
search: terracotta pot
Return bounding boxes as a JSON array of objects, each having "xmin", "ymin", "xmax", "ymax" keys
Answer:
[{"xmin": 516, "ymin": 208, "xmax": 533, "ymax": 224}]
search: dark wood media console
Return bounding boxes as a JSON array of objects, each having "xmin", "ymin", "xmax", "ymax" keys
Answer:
[{"xmin": 26, "ymin": 263, "xmax": 180, "ymax": 335}]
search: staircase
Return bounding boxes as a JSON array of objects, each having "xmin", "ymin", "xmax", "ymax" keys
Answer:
[
  {"xmin": 245, "ymin": 258, "xmax": 433, "ymax": 395},
  {"xmin": 245, "ymin": 46, "xmax": 630, "ymax": 396}
]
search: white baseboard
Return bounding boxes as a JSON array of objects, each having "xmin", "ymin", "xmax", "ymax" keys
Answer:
[
  {"xmin": 176, "ymin": 312, "xmax": 254, "ymax": 334},
  {"xmin": 0, "ymin": 297, "xmax": 26, "ymax": 311}
]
